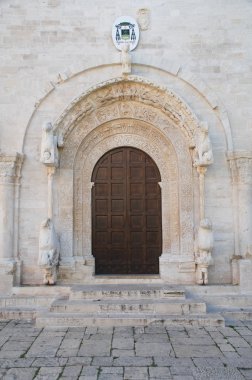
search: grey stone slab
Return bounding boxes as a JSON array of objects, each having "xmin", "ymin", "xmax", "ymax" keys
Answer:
[
  {"xmin": 78, "ymin": 340, "xmax": 111, "ymax": 356},
  {"xmin": 61, "ymin": 364, "xmax": 82, "ymax": 377},
  {"xmin": 135, "ymin": 333, "xmax": 169, "ymax": 343},
  {"xmin": 100, "ymin": 366, "xmax": 123, "ymax": 374},
  {"xmin": 59, "ymin": 338, "xmax": 82, "ymax": 349},
  {"xmin": 153, "ymin": 357, "xmax": 194, "ymax": 367},
  {"xmin": 170, "ymin": 337, "xmax": 214, "ymax": 345},
  {"xmin": 112, "ymin": 349, "xmax": 135, "ymax": 357},
  {"xmin": 240, "ymin": 369, "xmax": 252, "ymax": 380},
  {"xmin": 193, "ymin": 366, "xmax": 245, "ymax": 380},
  {"xmin": 218, "ymin": 343, "xmax": 236, "ymax": 352},
  {"xmin": 56, "ymin": 348, "xmax": 79, "ymax": 357},
  {"xmin": 135, "ymin": 342, "xmax": 174, "ymax": 357},
  {"xmin": 192, "ymin": 357, "xmax": 225, "ymax": 368},
  {"xmin": 91, "ymin": 356, "xmax": 113, "ymax": 366},
  {"xmin": 38, "ymin": 366, "xmax": 62, "ymax": 375},
  {"xmin": 236, "ymin": 347, "xmax": 252, "ymax": 357},
  {"xmin": 32, "ymin": 357, "xmax": 67, "ymax": 367},
  {"xmin": 99, "ymin": 375, "xmax": 123, "ymax": 380},
  {"xmin": 26, "ymin": 346, "xmax": 59, "ymax": 357},
  {"xmin": 145, "ymin": 326, "xmax": 167, "ymax": 334},
  {"xmin": 170, "ymin": 366, "xmax": 194, "ymax": 375},
  {"xmin": 124, "ymin": 366, "xmax": 149, "ymax": 379},
  {"xmin": 149, "ymin": 366, "xmax": 172, "ymax": 378},
  {"xmin": 0, "ymin": 358, "xmax": 34, "ymax": 368},
  {"xmin": 113, "ymin": 356, "xmax": 152, "ymax": 367},
  {"xmin": 112, "ymin": 337, "xmax": 134, "ymax": 349},
  {"xmin": 67, "ymin": 356, "xmax": 92, "ymax": 366},
  {"xmin": 227, "ymin": 337, "xmax": 251, "ymax": 348},
  {"xmin": 80, "ymin": 366, "xmax": 99, "ymax": 376},
  {"xmin": 218, "ymin": 327, "xmax": 240, "ymax": 337},
  {"xmin": 172, "ymin": 376, "xmax": 194, "ymax": 380},
  {"xmin": 4, "ymin": 367, "xmax": 38, "ymax": 380},
  {"xmin": 0, "ymin": 350, "xmax": 26, "ymax": 358},
  {"xmin": 173, "ymin": 344, "xmax": 222, "ymax": 358}
]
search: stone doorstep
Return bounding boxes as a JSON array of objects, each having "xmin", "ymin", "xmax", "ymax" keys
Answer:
[
  {"xmin": 35, "ymin": 312, "xmax": 225, "ymax": 328},
  {"xmin": 50, "ymin": 298, "xmax": 207, "ymax": 314},
  {"xmin": 70, "ymin": 284, "xmax": 185, "ymax": 300},
  {"xmin": 198, "ymin": 295, "xmax": 252, "ymax": 308}
]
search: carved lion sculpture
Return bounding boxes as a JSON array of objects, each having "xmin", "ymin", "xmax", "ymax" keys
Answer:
[
  {"xmin": 195, "ymin": 218, "xmax": 214, "ymax": 285},
  {"xmin": 38, "ymin": 218, "xmax": 60, "ymax": 285},
  {"xmin": 194, "ymin": 122, "xmax": 213, "ymax": 166}
]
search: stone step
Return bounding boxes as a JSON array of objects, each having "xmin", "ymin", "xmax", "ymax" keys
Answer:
[
  {"xmin": 203, "ymin": 295, "xmax": 252, "ymax": 308},
  {"xmin": 0, "ymin": 307, "xmax": 39, "ymax": 321},
  {"xmin": 51, "ymin": 298, "xmax": 206, "ymax": 314},
  {"xmin": 70, "ymin": 284, "xmax": 185, "ymax": 300},
  {"xmin": 36, "ymin": 312, "xmax": 225, "ymax": 328},
  {"xmin": 0, "ymin": 296, "xmax": 54, "ymax": 308}
]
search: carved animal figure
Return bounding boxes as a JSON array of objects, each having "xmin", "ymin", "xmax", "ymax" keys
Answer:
[
  {"xmin": 195, "ymin": 218, "xmax": 214, "ymax": 285},
  {"xmin": 40, "ymin": 122, "xmax": 58, "ymax": 166},
  {"xmin": 38, "ymin": 218, "xmax": 60, "ymax": 285},
  {"xmin": 194, "ymin": 122, "xmax": 213, "ymax": 166}
]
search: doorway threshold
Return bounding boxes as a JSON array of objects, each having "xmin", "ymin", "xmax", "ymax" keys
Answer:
[{"xmin": 92, "ymin": 275, "xmax": 164, "ymax": 285}]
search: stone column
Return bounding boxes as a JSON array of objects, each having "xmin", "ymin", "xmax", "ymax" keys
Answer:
[
  {"xmin": 227, "ymin": 152, "xmax": 252, "ymax": 257},
  {"xmin": 0, "ymin": 153, "xmax": 23, "ymax": 293},
  {"xmin": 197, "ymin": 166, "xmax": 207, "ymax": 220},
  {"xmin": 227, "ymin": 152, "xmax": 252, "ymax": 291}
]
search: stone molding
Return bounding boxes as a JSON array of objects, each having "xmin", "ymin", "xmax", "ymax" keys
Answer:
[
  {"xmin": 0, "ymin": 153, "xmax": 24, "ymax": 184},
  {"xmin": 57, "ymin": 116, "xmax": 194, "ymax": 263}
]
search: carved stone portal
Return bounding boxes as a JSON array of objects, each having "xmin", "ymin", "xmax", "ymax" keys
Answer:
[{"xmin": 47, "ymin": 78, "xmax": 214, "ymax": 284}]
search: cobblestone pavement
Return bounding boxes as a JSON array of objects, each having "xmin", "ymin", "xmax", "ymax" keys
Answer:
[{"xmin": 0, "ymin": 320, "xmax": 252, "ymax": 379}]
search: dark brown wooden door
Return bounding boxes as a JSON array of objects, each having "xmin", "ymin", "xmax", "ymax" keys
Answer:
[{"xmin": 92, "ymin": 147, "xmax": 162, "ymax": 274}]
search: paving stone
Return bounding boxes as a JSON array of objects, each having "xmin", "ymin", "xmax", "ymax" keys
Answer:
[
  {"xmin": 170, "ymin": 337, "xmax": 214, "ymax": 345},
  {"xmin": 0, "ymin": 350, "xmax": 26, "ymax": 358},
  {"xmin": 240, "ymin": 369, "xmax": 252, "ymax": 380},
  {"xmin": 99, "ymin": 374, "xmax": 123, "ymax": 380},
  {"xmin": 135, "ymin": 333, "xmax": 169, "ymax": 343},
  {"xmin": 0, "ymin": 358, "xmax": 34, "ymax": 368},
  {"xmin": 61, "ymin": 364, "xmax": 82, "ymax": 377},
  {"xmin": 113, "ymin": 356, "xmax": 153, "ymax": 367},
  {"xmin": 192, "ymin": 357, "xmax": 225, "ymax": 368},
  {"xmin": 149, "ymin": 366, "xmax": 172, "ymax": 378},
  {"xmin": 80, "ymin": 365, "xmax": 99, "ymax": 376},
  {"xmin": 4, "ymin": 367, "xmax": 38, "ymax": 380},
  {"xmin": 193, "ymin": 366, "xmax": 245, "ymax": 380},
  {"xmin": 112, "ymin": 337, "xmax": 134, "ymax": 349},
  {"xmin": 227, "ymin": 337, "xmax": 251, "ymax": 348},
  {"xmin": 135, "ymin": 342, "xmax": 174, "ymax": 357},
  {"xmin": 173, "ymin": 344, "xmax": 222, "ymax": 358},
  {"xmin": 32, "ymin": 357, "xmax": 67, "ymax": 367},
  {"xmin": 101, "ymin": 366, "xmax": 123, "ymax": 374},
  {"xmin": 236, "ymin": 347, "xmax": 252, "ymax": 357},
  {"xmin": 78, "ymin": 340, "xmax": 111, "ymax": 356},
  {"xmin": 112, "ymin": 348, "xmax": 135, "ymax": 356},
  {"xmin": 91, "ymin": 356, "xmax": 113, "ymax": 366},
  {"xmin": 67, "ymin": 356, "xmax": 92, "ymax": 366},
  {"xmin": 170, "ymin": 365, "xmax": 194, "ymax": 375},
  {"xmin": 56, "ymin": 348, "xmax": 79, "ymax": 357},
  {"xmin": 153, "ymin": 357, "xmax": 194, "ymax": 367},
  {"xmin": 218, "ymin": 343, "xmax": 236, "ymax": 352},
  {"xmin": 124, "ymin": 366, "xmax": 149, "ymax": 379}
]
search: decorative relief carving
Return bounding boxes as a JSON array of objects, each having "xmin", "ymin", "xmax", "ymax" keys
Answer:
[
  {"xmin": 54, "ymin": 77, "xmax": 200, "ymax": 145},
  {"xmin": 62, "ymin": 119, "xmax": 194, "ymax": 262},
  {"xmin": 227, "ymin": 152, "xmax": 252, "ymax": 185},
  {"xmin": 0, "ymin": 153, "xmax": 24, "ymax": 184}
]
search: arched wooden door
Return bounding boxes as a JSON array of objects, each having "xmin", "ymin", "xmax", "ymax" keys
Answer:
[{"xmin": 91, "ymin": 147, "xmax": 162, "ymax": 275}]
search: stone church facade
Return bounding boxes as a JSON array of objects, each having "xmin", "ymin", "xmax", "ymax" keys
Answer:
[{"xmin": 0, "ymin": 0, "xmax": 252, "ymax": 295}]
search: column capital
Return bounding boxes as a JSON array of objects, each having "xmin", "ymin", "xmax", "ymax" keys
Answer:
[
  {"xmin": 0, "ymin": 153, "xmax": 24, "ymax": 184},
  {"xmin": 227, "ymin": 151, "xmax": 252, "ymax": 184}
]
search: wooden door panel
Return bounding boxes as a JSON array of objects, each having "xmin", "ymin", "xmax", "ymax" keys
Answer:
[{"xmin": 92, "ymin": 147, "xmax": 162, "ymax": 275}]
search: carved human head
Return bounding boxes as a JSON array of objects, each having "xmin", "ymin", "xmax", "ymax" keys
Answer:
[{"xmin": 43, "ymin": 122, "xmax": 53, "ymax": 132}]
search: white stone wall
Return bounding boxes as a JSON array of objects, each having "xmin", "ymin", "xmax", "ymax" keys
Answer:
[{"xmin": 0, "ymin": 0, "xmax": 252, "ymax": 285}]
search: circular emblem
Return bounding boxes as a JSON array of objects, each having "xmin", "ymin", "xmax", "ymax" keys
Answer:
[{"xmin": 112, "ymin": 16, "xmax": 140, "ymax": 51}]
